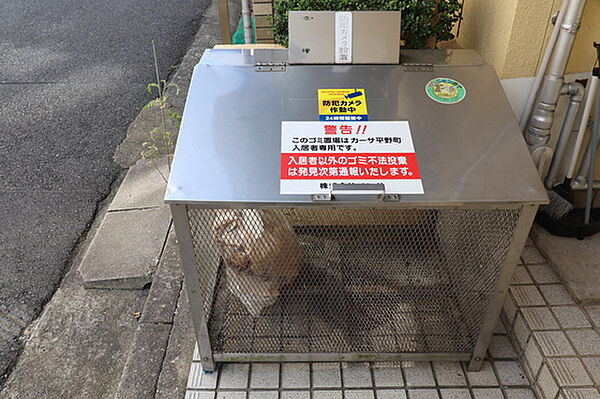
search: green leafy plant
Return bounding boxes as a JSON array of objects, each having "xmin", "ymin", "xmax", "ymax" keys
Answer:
[
  {"xmin": 273, "ymin": 0, "xmax": 463, "ymax": 49},
  {"xmin": 141, "ymin": 40, "xmax": 182, "ymax": 182}
]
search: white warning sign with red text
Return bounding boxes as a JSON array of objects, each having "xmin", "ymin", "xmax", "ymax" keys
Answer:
[{"xmin": 280, "ymin": 121, "xmax": 424, "ymax": 195}]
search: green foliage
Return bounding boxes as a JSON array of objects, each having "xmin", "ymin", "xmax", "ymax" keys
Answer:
[
  {"xmin": 273, "ymin": 0, "xmax": 463, "ymax": 49},
  {"xmin": 141, "ymin": 41, "xmax": 182, "ymax": 182}
]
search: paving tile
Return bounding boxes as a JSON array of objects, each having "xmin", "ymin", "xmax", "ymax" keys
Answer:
[
  {"xmin": 537, "ymin": 365, "xmax": 559, "ymax": 399},
  {"xmin": 523, "ymin": 339, "xmax": 543, "ymax": 379},
  {"xmin": 281, "ymin": 392, "xmax": 310, "ymax": 399},
  {"xmin": 344, "ymin": 390, "xmax": 375, "ymax": 399},
  {"xmin": 373, "ymin": 363, "xmax": 404, "ymax": 387},
  {"xmin": 585, "ymin": 305, "xmax": 600, "ymax": 327},
  {"xmin": 503, "ymin": 294, "xmax": 518, "ymax": 325},
  {"xmin": 216, "ymin": 393, "xmax": 247, "ymax": 399},
  {"xmin": 510, "ymin": 286, "xmax": 546, "ymax": 307},
  {"xmin": 488, "ymin": 335, "xmax": 517, "ymax": 359},
  {"xmin": 248, "ymin": 392, "xmax": 278, "ymax": 399},
  {"xmin": 439, "ymin": 388, "xmax": 470, "ymax": 398},
  {"xmin": 521, "ymin": 247, "xmax": 546, "ymax": 264},
  {"xmin": 186, "ymin": 391, "xmax": 215, "ymax": 399},
  {"xmin": 250, "ymin": 363, "xmax": 280, "ymax": 389},
  {"xmin": 187, "ymin": 362, "xmax": 218, "ymax": 389},
  {"xmin": 539, "ymin": 285, "xmax": 575, "ymax": 305},
  {"xmin": 521, "ymin": 307, "xmax": 559, "ymax": 330},
  {"xmin": 503, "ymin": 388, "xmax": 536, "ymax": 399},
  {"xmin": 431, "ymin": 362, "xmax": 466, "ymax": 386},
  {"xmin": 566, "ymin": 329, "xmax": 600, "ymax": 355},
  {"xmin": 512, "ymin": 266, "xmax": 533, "ymax": 285},
  {"xmin": 560, "ymin": 387, "xmax": 600, "ymax": 399},
  {"xmin": 193, "ymin": 344, "xmax": 201, "ymax": 361},
  {"xmin": 219, "ymin": 363, "xmax": 250, "ymax": 389},
  {"xmin": 582, "ymin": 357, "xmax": 600, "ymax": 385},
  {"xmin": 312, "ymin": 363, "xmax": 342, "ymax": 388},
  {"xmin": 513, "ymin": 314, "xmax": 531, "ymax": 350},
  {"xmin": 407, "ymin": 389, "xmax": 440, "ymax": 399},
  {"xmin": 533, "ymin": 331, "xmax": 576, "ymax": 356},
  {"xmin": 342, "ymin": 362, "xmax": 373, "ymax": 388},
  {"xmin": 532, "ymin": 384, "xmax": 543, "ymax": 399},
  {"xmin": 547, "ymin": 358, "xmax": 593, "ymax": 386},
  {"xmin": 525, "ymin": 237, "xmax": 534, "ymax": 247},
  {"xmin": 109, "ymin": 157, "xmax": 168, "ymax": 211},
  {"xmin": 494, "ymin": 320, "xmax": 507, "ymax": 335},
  {"xmin": 376, "ymin": 389, "xmax": 407, "ymax": 399},
  {"xmin": 552, "ymin": 306, "xmax": 592, "ymax": 329},
  {"xmin": 402, "ymin": 362, "xmax": 435, "ymax": 387},
  {"xmin": 494, "ymin": 361, "xmax": 528, "ymax": 386},
  {"xmin": 79, "ymin": 206, "xmax": 171, "ymax": 289},
  {"xmin": 472, "ymin": 388, "xmax": 502, "ymax": 399},
  {"xmin": 527, "ymin": 264, "xmax": 560, "ymax": 284},
  {"xmin": 281, "ymin": 363, "xmax": 310, "ymax": 388},
  {"xmin": 312, "ymin": 391, "xmax": 342, "ymax": 399},
  {"xmin": 465, "ymin": 361, "xmax": 498, "ymax": 386}
]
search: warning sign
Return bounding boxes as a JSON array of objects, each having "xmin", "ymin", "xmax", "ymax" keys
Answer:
[
  {"xmin": 318, "ymin": 88, "xmax": 368, "ymax": 121},
  {"xmin": 280, "ymin": 121, "xmax": 424, "ymax": 195}
]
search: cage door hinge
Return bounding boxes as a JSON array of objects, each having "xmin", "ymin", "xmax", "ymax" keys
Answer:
[
  {"xmin": 403, "ymin": 63, "xmax": 434, "ymax": 72},
  {"xmin": 255, "ymin": 62, "xmax": 287, "ymax": 72}
]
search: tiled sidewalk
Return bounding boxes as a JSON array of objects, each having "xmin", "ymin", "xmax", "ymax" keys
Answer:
[
  {"xmin": 184, "ymin": 237, "xmax": 600, "ymax": 399},
  {"xmin": 503, "ymin": 239, "xmax": 600, "ymax": 399},
  {"xmin": 185, "ymin": 322, "xmax": 534, "ymax": 398}
]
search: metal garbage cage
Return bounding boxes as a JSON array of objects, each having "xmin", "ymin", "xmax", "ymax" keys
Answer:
[{"xmin": 166, "ymin": 49, "xmax": 548, "ymax": 372}]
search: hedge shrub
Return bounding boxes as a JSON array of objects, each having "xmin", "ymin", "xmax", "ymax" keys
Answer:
[{"xmin": 273, "ymin": 0, "xmax": 463, "ymax": 49}]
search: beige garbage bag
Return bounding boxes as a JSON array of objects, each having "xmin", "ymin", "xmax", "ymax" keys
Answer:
[{"xmin": 212, "ymin": 209, "xmax": 302, "ymax": 316}]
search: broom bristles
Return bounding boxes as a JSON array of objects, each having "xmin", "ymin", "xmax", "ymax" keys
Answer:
[{"xmin": 541, "ymin": 189, "xmax": 574, "ymax": 220}]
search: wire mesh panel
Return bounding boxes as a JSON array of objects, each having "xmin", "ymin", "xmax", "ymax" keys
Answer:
[{"xmin": 187, "ymin": 207, "xmax": 520, "ymax": 356}]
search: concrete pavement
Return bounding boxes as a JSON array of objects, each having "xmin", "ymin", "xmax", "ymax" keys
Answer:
[
  {"xmin": 0, "ymin": 0, "xmax": 212, "ymax": 382},
  {"xmin": 0, "ymin": 0, "xmax": 238, "ymax": 396}
]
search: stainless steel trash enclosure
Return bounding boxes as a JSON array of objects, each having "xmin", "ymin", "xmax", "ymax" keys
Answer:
[{"xmin": 166, "ymin": 49, "xmax": 548, "ymax": 371}]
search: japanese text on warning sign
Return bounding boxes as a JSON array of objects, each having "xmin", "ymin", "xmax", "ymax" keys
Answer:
[
  {"xmin": 281, "ymin": 121, "xmax": 424, "ymax": 195},
  {"xmin": 318, "ymin": 89, "xmax": 368, "ymax": 121}
]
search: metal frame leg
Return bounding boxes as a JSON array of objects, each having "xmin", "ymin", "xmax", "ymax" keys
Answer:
[
  {"xmin": 170, "ymin": 204, "xmax": 216, "ymax": 371},
  {"xmin": 468, "ymin": 204, "xmax": 538, "ymax": 371}
]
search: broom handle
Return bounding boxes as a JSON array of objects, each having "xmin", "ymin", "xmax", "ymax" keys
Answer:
[{"xmin": 566, "ymin": 75, "xmax": 599, "ymax": 179}]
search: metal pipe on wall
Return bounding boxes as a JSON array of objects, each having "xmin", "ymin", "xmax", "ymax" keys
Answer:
[
  {"xmin": 519, "ymin": 0, "xmax": 570, "ymax": 131},
  {"xmin": 574, "ymin": 120, "xmax": 600, "ymax": 184},
  {"xmin": 572, "ymin": 180, "xmax": 600, "ymax": 190},
  {"xmin": 242, "ymin": 0, "xmax": 253, "ymax": 44},
  {"xmin": 524, "ymin": 0, "xmax": 587, "ymax": 170},
  {"xmin": 544, "ymin": 82, "xmax": 585, "ymax": 189},
  {"xmin": 585, "ymin": 86, "xmax": 600, "ymax": 224}
]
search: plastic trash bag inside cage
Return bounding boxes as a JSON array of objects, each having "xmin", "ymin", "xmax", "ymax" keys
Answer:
[{"xmin": 212, "ymin": 209, "xmax": 302, "ymax": 316}]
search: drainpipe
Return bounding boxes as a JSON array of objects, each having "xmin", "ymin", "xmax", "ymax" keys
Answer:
[
  {"xmin": 242, "ymin": 0, "xmax": 253, "ymax": 45},
  {"xmin": 519, "ymin": 0, "xmax": 570, "ymax": 131},
  {"xmin": 524, "ymin": 0, "xmax": 587, "ymax": 171},
  {"xmin": 544, "ymin": 82, "xmax": 585, "ymax": 189}
]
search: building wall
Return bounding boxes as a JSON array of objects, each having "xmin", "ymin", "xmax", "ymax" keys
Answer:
[{"xmin": 457, "ymin": 0, "xmax": 600, "ymax": 78}]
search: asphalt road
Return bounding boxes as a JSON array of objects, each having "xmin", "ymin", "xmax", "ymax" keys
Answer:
[{"xmin": 0, "ymin": 0, "xmax": 211, "ymax": 380}]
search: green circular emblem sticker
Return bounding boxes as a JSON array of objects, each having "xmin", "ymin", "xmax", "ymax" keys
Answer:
[{"xmin": 425, "ymin": 77, "xmax": 466, "ymax": 104}]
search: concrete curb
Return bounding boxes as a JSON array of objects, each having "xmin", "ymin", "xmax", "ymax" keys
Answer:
[
  {"xmin": 77, "ymin": 158, "xmax": 171, "ymax": 290},
  {"xmin": 114, "ymin": 230, "xmax": 182, "ymax": 399}
]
